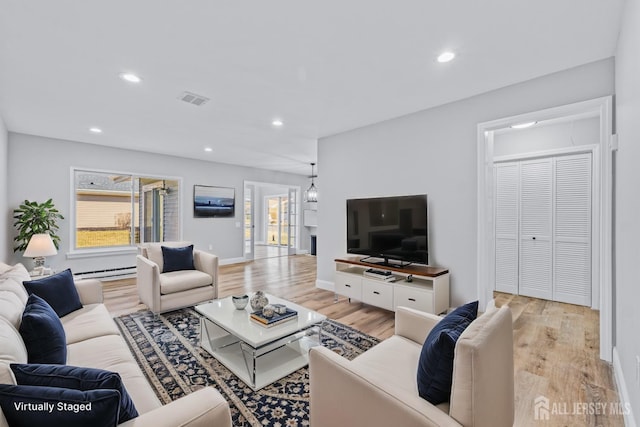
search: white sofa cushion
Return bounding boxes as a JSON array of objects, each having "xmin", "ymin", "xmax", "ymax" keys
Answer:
[
  {"xmin": 160, "ymin": 270, "xmax": 212, "ymax": 295},
  {"xmin": 351, "ymin": 335, "xmax": 450, "ymax": 414},
  {"xmin": 0, "ymin": 263, "xmax": 12, "ymax": 274},
  {"xmin": 0, "ymin": 277, "xmax": 28, "ymax": 306},
  {"xmin": 352, "ymin": 335, "xmax": 422, "ymax": 395},
  {"xmin": 61, "ymin": 303, "xmax": 121, "ymax": 345},
  {"xmin": 0, "ymin": 317, "xmax": 27, "ymax": 384},
  {"xmin": 0, "ymin": 291, "xmax": 24, "ymax": 329},
  {"xmin": 67, "ymin": 335, "xmax": 162, "ymax": 415}
]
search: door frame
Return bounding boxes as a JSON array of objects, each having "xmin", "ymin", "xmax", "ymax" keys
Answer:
[
  {"xmin": 477, "ymin": 96, "xmax": 613, "ymax": 361},
  {"xmin": 243, "ymin": 180, "xmax": 302, "ymax": 261}
]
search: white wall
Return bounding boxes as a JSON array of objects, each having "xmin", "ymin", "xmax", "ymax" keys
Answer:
[
  {"xmin": 0, "ymin": 116, "xmax": 8, "ymax": 261},
  {"xmin": 7, "ymin": 133, "xmax": 309, "ymax": 273},
  {"xmin": 493, "ymin": 116, "xmax": 599, "ymax": 157},
  {"xmin": 614, "ymin": 0, "xmax": 640, "ymax": 421},
  {"xmin": 317, "ymin": 58, "xmax": 614, "ymax": 306}
]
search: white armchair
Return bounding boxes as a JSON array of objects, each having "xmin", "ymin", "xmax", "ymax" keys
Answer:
[
  {"xmin": 309, "ymin": 305, "xmax": 514, "ymax": 427},
  {"xmin": 136, "ymin": 241, "xmax": 218, "ymax": 313}
]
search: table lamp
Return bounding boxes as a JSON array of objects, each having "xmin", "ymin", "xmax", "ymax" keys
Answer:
[{"xmin": 24, "ymin": 233, "xmax": 57, "ymax": 275}]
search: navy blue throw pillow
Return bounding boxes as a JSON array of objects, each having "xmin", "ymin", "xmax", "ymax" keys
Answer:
[
  {"xmin": 19, "ymin": 294, "xmax": 67, "ymax": 364},
  {"xmin": 23, "ymin": 269, "xmax": 83, "ymax": 317},
  {"xmin": 448, "ymin": 300, "xmax": 479, "ymax": 322},
  {"xmin": 0, "ymin": 384, "xmax": 119, "ymax": 427},
  {"xmin": 417, "ymin": 305, "xmax": 476, "ymax": 404},
  {"xmin": 11, "ymin": 364, "xmax": 138, "ymax": 424},
  {"xmin": 161, "ymin": 245, "xmax": 195, "ymax": 273}
]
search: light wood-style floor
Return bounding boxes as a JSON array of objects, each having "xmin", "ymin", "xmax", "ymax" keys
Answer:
[{"xmin": 103, "ymin": 255, "xmax": 623, "ymax": 427}]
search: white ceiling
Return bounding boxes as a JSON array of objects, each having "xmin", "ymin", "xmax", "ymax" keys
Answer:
[{"xmin": 0, "ymin": 1, "xmax": 624, "ymax": 175}]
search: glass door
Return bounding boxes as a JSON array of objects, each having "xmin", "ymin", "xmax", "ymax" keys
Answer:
[
  {"xmin": 141, "ymin": 184, "xmax": 163, "ymax": 242},
  {"xmin": 244, "ymin": 184, "xmax": 255, "ymax": 260},
  {"xmin": 287, "ymin": 187, "xmax": 298, "ymax": 255},
  {"xmin": 266, "ymin": 195, "xmax": 290, "ymax": 247}
]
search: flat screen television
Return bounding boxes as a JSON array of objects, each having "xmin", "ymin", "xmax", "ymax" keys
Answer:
[
  {"xmin": 346, "ymin": 194, "xmax": 428, "ymax": 266},
  {"xmin": 193, "ymin": 185, "xmax": 235, "ymax": 218}
]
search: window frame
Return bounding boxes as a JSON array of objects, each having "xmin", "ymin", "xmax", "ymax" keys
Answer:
[{"xmin": 68, "ymin": 167, "xmax": 183, "ymax": 257}]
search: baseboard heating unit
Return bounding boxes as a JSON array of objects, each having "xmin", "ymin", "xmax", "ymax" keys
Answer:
[{"xmin": 73, "ymin": 266, "xmax": 136, "ymax": 280}]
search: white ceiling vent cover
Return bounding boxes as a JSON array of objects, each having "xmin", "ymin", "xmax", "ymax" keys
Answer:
[{"xmin": 178, "ymin": 91, "xmax": 210, "ymax": 106}]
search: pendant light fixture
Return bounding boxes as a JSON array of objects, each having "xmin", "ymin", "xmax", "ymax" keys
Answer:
[{"xmin": 305, "ymin": 162, "xmax": 318, "ymax": 203}]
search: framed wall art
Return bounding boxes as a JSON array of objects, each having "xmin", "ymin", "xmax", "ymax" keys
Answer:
[{"xmin": 193, "ymin": 185, "xmax": 235, "ymax": 218}]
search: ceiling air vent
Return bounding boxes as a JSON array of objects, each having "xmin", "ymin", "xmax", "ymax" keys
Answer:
[{"xmin": 178, "ymin": 91, "xmax": 210, "ymax": 107}]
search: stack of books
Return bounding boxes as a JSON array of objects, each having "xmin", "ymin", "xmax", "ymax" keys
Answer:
[{"xmin": 250, "ymin": 307, "xmax": 298, "ymax": 328}]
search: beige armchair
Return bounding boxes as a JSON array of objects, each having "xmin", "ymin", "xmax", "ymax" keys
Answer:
[
  {"xmin": 309, "ymin": 305, "xmax": 514, "ymax": 427},
  {"xmin": 136, "ymin": 241, "xmax": 218, "ymax": 313}
]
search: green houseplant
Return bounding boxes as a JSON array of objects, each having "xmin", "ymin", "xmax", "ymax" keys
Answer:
[{"xmin": 13, "ymin": 199, "xmax": 64, "ymax": 252}]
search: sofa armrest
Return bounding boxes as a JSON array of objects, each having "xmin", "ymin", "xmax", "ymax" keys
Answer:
[
  {"xmin": 193, "ymin": 250, "xmax": 219, "ymax": 299},
  {"xmin": 309, "ymin": 347, "xmax": 461, "ymax": 427},
  {"xmin": 74, "ymin": 279, "xmax": 103, "ymax": 305},
  {"xmin": 136, "ymin": 255, "xmax": 161, "ymax": 313},
  {"xmin": 119, "ymin": 387, "xmax": 231, "ymax": 427},
  {"xmin": 395, "ymin": 306, "xmax": 442, "ymax": 344}
]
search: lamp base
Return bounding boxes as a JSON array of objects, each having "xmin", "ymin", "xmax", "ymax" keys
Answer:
[{"xmin": 29, "ymin": 257, "xmax": 52, "ymax": 277}]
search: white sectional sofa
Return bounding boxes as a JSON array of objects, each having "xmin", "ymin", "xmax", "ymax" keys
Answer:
[{"xmin": 0, "ymin": 263, "xmax": 232, "ymax": 427}]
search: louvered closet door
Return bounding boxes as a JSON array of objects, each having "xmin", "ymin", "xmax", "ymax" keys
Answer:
[
  {"xmin": 519, "ymin": 159, "xmax": 553, "ymax": 300},
  {"xmin": 553, "ymin": 153, "xmax": 592, "ymax": 305},
  {"xmin": 494, "ymin": 163, "xmax": 519, "ymax": 294}
]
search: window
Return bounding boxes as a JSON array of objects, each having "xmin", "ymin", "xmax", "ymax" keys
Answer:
[{"xmin": 73, "ymin": 170, "xmax": 180, "ymax": 250}]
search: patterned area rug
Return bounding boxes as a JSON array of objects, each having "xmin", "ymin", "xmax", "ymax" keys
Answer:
[{"xmin": 114, "ymin": 308, "xmax": 380, "ymax": 426}]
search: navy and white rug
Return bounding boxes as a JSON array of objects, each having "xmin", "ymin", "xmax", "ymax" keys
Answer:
[{"xmin": 115, "ymin": 308, "xmax": 379, "ymax": 426}]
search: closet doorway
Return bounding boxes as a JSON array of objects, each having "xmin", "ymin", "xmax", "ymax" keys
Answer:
[
  {"xmin": 495, "ymin": 151, "xmax": 593, "ymax": 306},
  {"xmin": 477, "ymin": 96, "xmax": 613, "ymax": 361}
]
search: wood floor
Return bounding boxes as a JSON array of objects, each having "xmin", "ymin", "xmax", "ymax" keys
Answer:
[{"xmin": 103, "ymin": 255, "xmax": 624, "ymax": 427}]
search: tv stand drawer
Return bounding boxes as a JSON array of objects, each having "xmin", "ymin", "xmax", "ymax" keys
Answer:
[
  {"xmin": 362, "ymin": 279, "xmax": 394, "ymax": 311},
  {"xmin": 334, "ymin": 272, "xmax": 362, "ymax": 300},
  {"xmin": 394, "ymin": 285, "xmax": 433, "ymax": 313}
]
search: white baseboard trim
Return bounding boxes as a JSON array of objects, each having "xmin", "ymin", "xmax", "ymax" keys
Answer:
[
  {"xmin": 316, "ymin": 279, "xmax": 334, "ymax": 292},
  {"xmin": 613, "ymin": 347, "xmax": 637, "ymax": 427},
  {"xmin": 297, "ymin": 249, "xmax": 309, "ymax": 255},
  {"xmin": 219, "ymin": 257, "xmax": 248, "ymax": 266}
]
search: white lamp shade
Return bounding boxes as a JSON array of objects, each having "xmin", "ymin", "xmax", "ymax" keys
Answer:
[{"xmin": 24, "ymin": 234, "xmax": 58, "ymax": 257}]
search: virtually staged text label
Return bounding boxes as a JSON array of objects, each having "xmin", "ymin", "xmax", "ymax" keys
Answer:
[{"xmin": 13, "ymin": 401, "xmax": 93, "ymax": 413}]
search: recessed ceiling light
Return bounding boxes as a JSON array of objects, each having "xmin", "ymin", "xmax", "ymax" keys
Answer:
[
  {"xmin": 119, "ymin": 72, "xmax": 142, "ymax": 83},
  {"xmin": 511, "ymin": 121, "xmax": 537, "ymax": 129},
  {"xmin": 437, "ymin": 51, "xmax": 456, "ymax": 63},
  {"xmin": 89, "ymin": 127, "xmax": 102, "ymax": 134},
  {"xmin": 204, "ymin": 147, "xmax": 213, "ymax": 152},
  {"xmin": 272, "ymin": 119, "xmax": 283, "ymax": 127}
]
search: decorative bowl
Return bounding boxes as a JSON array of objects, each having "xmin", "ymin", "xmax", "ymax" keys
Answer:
[
  {"xmin": 262, "ymin": 304, "xmax": 275, "ymax": 318},
  {"xmin": 232, "ymin": 294, "xmax": 249, "ymax": 310}
]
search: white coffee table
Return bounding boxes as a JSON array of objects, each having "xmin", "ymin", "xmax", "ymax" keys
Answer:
[{"xmin": 195, "ymin": 293, "xmax": 327, "ymax": 390}]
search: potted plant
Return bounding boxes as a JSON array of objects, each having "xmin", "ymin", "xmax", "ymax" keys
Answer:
[{"xmin": 13, "ymin": 199, "xmax": 64, "ymax": 252}]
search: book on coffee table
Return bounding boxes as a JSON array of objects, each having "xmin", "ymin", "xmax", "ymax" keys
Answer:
[{"xmin": 250, "ymin": 308, "xmax": 298, "ymax": 328}]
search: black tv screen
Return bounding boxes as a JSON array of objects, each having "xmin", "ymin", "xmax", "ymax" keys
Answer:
[
  {"xmin": 194, "ymin": 185, "xmax": 235, "ymax": 218},
  {"xmin": 346, "ymin": 194, "xmax": 428, "ymax": 265}
]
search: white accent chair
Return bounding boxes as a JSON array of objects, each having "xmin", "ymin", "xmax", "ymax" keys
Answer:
[
  {"xmin": 136, "ymin": 241, "xmax": 218, "ymax": 314},
  {"xmin": 309, "ymin": 305, "xmax": 514, "ymax": 427}
]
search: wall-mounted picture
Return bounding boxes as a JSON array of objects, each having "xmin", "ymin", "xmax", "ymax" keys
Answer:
[{"xmin": 193, "ymin": 185, "xmax": 235, "ymax": 218}]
